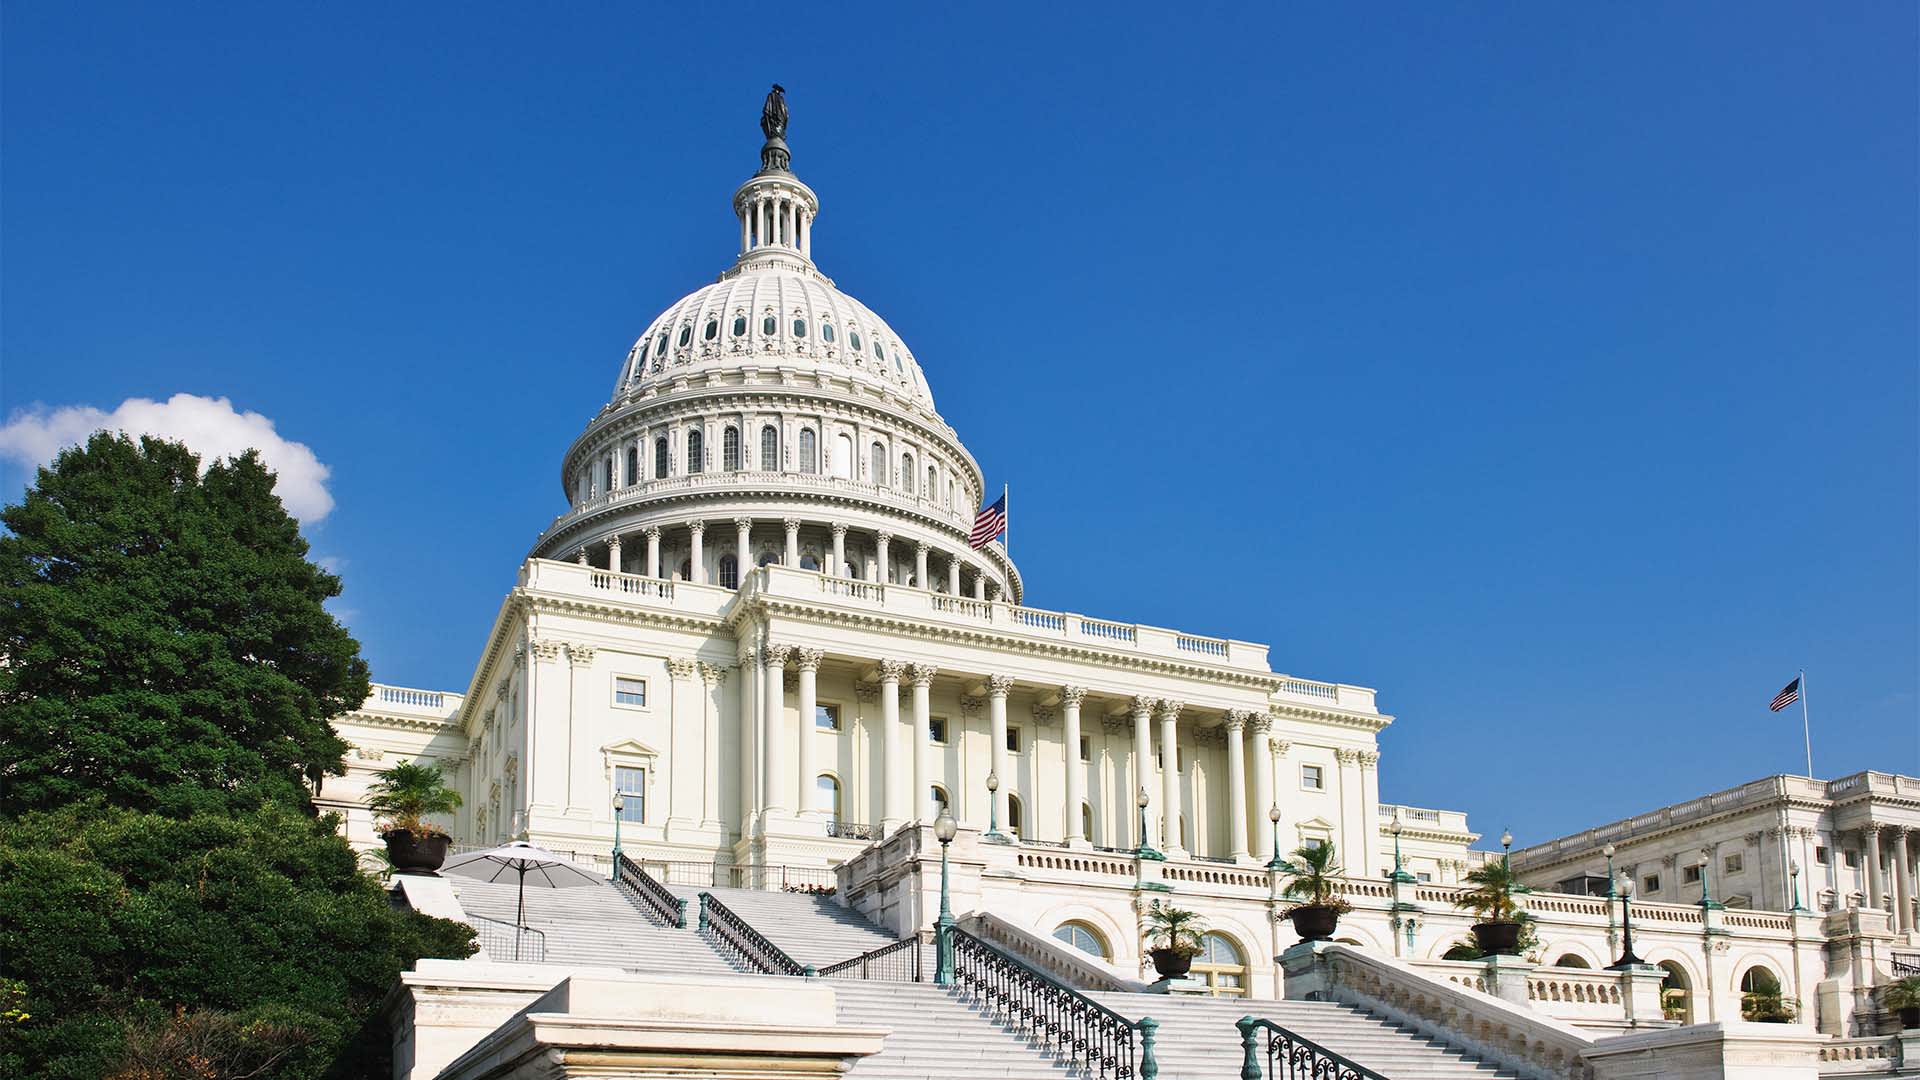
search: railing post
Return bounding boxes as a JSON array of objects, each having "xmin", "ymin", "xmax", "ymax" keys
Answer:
[
  {"xmin": 676, "ymin": 896, "xmax": 690, "ymax": 929},
  {"xmin": 697, "ymin": 892, "xmax": 710, "ymax": 932},
  {"xmin": 1136, "ymin": 1017, "xmax": 1158, "ymax": 1080},
  {"xmin": 1237, "ymin": 1016, "xmax": 1262, "ymax": 1080}
]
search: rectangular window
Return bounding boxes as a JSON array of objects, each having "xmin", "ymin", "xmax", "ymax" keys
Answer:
[
  {"xmin": 815, "ymin": 704, "xmax": 840, "ymax": 731},
  {"xmin": 614, "ymin": 766, "xmax": 645, "ymax": 823},
  {"xmin": 1006, "ymin": 727, "xmax": 1022, "ymax": 753},
  {"xmin": 1302, "ymin": 837, "xmax": 1328, "ymax": 852},
  {"xmin": 613, "ymin": 677, "xmax": 647, "ymax": 707},
  {"xmin": 1301, "ymin": 764, "xmax": 1324, "ymax": 790},
  {"xmin": 1723, "ymin": 853, "xmax": 1744, "ymax": 875},
  {"xmin": 1814, "ymin": 845, "xmax": 1829, "ymax": 865},
  {"xmin": 1643, "ymin": 874, "xmax": 1662, "ymax": 893},
  {"xmin": 1844, "ymin": 849, "xmax": 1859, "ymax": 868},
  {"xmin": 1682, "ymin": 865, "xmax": 1702, "ymax": 885},
  {"xmin": 928, "ymin": 716, "xmax": 948, "ymax": 744},
  {"xmin": 1079, "ymin": 736, "xmax": 1091, "ymax": 762},
  {"xmin": 1416, "ymin": 871, "xmax": 1432, "ymax": 883}
]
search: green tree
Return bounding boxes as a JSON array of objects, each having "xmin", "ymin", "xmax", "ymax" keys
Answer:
[
  {"xmin": 0, "ymin": 433, "xmax": 369, "ymax": 817},
  {"xmin": 0, "ymin": 803, "xmax": 476, "ymax": 1080}
]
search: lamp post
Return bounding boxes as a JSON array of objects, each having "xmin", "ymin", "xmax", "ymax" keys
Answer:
[
  {"xmin": 1390, "ymin": 812, "xmax": 1416, "ymax": 884},
  {"xmin": 1602, "ymin": 842, "xmax": 1617, "ymax": 941},
  {"xmin": 1500, "ymin": 829, "xmax": 1513, "ymax": 869},
  {"xmin": 1696, "ymin": 847, "xmax": 1719, "ymax": 908},
  {"xmin": 934, "ymin": 809, "xmax": 958, "ymax": 985},
  {"xmin": 1607, "ymin": 873, "xmax": 1645, "ymax": 969},
  {"xmin": 611, "ymin": 794, "xmax": 625, "ymax": 877},
  {"xmin": 1135, "ymin": 787, "xmax": 1162, "ymax": 860},
  {"xmin": 983, "ymin": 772, "xmax": 1009, "ymax": 844},
  {"xmin": 1789, "ymin": 859, "xmax": 1807, "ymax": 912},
  {"xmin": 1267, "ymin": 805, "xmax": 1284, "ymax": 870}
]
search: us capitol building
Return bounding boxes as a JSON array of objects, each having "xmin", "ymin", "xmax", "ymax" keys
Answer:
[{"xmin": 328, "ymin": 92, "xmax": 1916, "ymax": 1058}]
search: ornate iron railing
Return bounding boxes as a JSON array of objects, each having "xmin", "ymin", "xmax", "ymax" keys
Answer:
[
  {"xmin": 816, "ymin": 934, "xmax": 924, "ymax": 982},
  {"xmin": 825, "ymin": 820, "xmax": 876, "ymax": 841},
  {"xmin": 949, "ymin": 927, "xmax": 1154, "ymax": 1079},
  {"xmin": 1235, "ymin": 1016, "xmax": 1385, "ymax": 1080},
  {"xmin": 467, "ymin": 913, "xmax": 546, "ymax": 963},
  {"xmin": 614, "ymin": 852, "xmax": 687, "ymax": 928},
  {"xmin": 1893, "ymin": 951, "xmax": 1920, "ymax": 978},
  {"xmin": 698, "ymin": 891, "xmax": 811, "ymax": 976}
]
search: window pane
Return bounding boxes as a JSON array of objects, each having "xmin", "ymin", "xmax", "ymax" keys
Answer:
[
  {"xmin": 822, "ymin": 323, "xmax": 835, "ymax": 343},
  {"xmin": 719, "ymin": 554, "xmax": 739, "ymax": 589},
  {"xmin": 614, "ymin": 766, "xmax": 645, "ymax": 822},
  {"xmin": 815, "ymin": 704, "xmax": 839, "ymax": 730},
  {"xmin": 815, "ymin": 776, "xmax": 840, "ymax": 819},
  {"xmin": 761, "ymin": 426, "xmax": 779, "ymax": 470},
  {"xmin": 677, "ymin": 326, "xmax": 691, "ymax": 347},
  {"xmin": 724, "ymin": 427, "xmax": 741, "ymax": 471},
  {"xmin": 687, "ymin": 431, "xmax": 704, "ymax": 475},
  {"xmin": 793, "ymin": 319, "xmax": 807, "ymax": 338},
  {"xmin": 1006, "ymin": 728, "xmax": 1021, "ymax": 752},
  {"xmin": 704, "ymin": 318, "xmax": 718, "ymax": 340},
  {"xmin": 654, "ymin": 438, "xmax": 669, "ymax": 479},
  {"xmin": 614, "ymin": 677, "xmax": 646, "ymax": 706},
  {"xmin": 928, "ymin": 716, "xmax": 947, "ymax": 743},
  {"xmin": 763, "ymin": 315, "xmax": 776, "ymax": 335},
  {"xmin": 733, "ymin": 316, "xmax": 747, "ymax": 337}
]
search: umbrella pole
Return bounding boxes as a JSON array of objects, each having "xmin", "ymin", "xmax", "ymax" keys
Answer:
[{"xmin": 516, "ymin": 867, "xmax": 527, "ymax": 962}]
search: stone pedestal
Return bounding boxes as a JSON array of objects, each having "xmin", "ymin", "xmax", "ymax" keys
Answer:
[
  {"xmin": 1584, "ymin": 1021, "xmax": 1830, "ymax": 1080},
  {"xmin": 1479, "ymin": 953, "xmax": 1537, "ymax": 1009},
  {"xmin": 1614, "ymin": 964, "xmax": 1671, "ymax": 1028},
  {"xmin": 1279, "ymin": 939, "xmax": 1331, "ymax": 1000}
]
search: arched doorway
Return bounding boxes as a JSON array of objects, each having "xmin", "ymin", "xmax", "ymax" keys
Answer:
[
  {"xmin": 1739, "ymin": 966, "xmax": 1784, "ymax": 1021},
  {"xmin": 1658, "ymin": 961, "xmax": 1692, "ymax": 1023},
  {"xmin": 1192, "ymin": 933, "xmax": 1248, "ymax": 997}
]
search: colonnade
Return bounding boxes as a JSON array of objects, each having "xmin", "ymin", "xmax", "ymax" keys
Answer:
[
  {"xmin": 736, "ymin": 648, "xmax": 1292, "ymax": 863},
  {"xmin": 1862, "ymin": 824, "xmax": 1917, "ymax": 932},
  {"xmin": 575, "ymin": 517, "xmax": 1003, "ymax": 600}
]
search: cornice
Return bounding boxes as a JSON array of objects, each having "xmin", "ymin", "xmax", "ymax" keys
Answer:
[
  {"xmin": 1268, "ymin": 702, "xmax": 1395, "ymax": 734},
  {"xmin": 335, "ymin": 708, "xmax": 460, "ymax": 735}
]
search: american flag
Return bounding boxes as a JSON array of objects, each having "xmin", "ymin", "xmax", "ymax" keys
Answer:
[
  {"xmin": 969, "ymin": 492, "xmax": 1007, "ymax": 549},
  {"xmin": 1769, "ymin": 677, "xmax": 1801, "ymax": 713}
]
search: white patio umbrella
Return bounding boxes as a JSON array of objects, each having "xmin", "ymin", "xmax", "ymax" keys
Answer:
[{"xmin": 442, "ymin": 840, "xmax": 603, "ymax": 932}]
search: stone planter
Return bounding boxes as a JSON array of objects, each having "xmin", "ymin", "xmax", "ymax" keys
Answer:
[
  {"xmin": 1900, "ymin": 1006, "xmax": 1920, "ymax": 1030},
  {"xmin": 1149, "ymin": 947, "xmax": 1193, "ymax": 979},
  {"xmin": 1470, "ymin": 920, "xmax": 1524, "ymax": 956},
  {"xmin": 383, "ymin": 829, "xmax": 450, "ymax": 873},
  {"xmin": 1287, "ymin": 905, "xmax": 1342, "ymax": 942}
]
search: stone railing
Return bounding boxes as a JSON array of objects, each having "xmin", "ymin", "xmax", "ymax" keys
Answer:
[
  {"xmin": 1297, "ymin": 944, "xmax": 1596, "ymax": 1080},
  {"xmin": 520, "ymin": 559, "xmax": 736, "ymax": 619},
  {"xmin": 536, "ymin": 468, "xmax": 977, "ymax": 543},
  {"xmin": 364, "ymin": 683, "xmax": 464, "ymax": 719},
  {"xmin": 958, "ymin": 911, "xmax": 1149, "ymax": 994},
  {"xmin": 1817, "ymin": 1035, "xmax": 1903, "ymax": 1074}
]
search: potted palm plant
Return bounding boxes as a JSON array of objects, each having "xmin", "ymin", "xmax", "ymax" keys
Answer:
[
  {"xmin": 369, "ymin": 760, "xmax": 462, "ymax": 873},
  {"xmin": 1741, "ymin": 991, "xmax": 1800, "ymax": 1024},
  {"xmin": 1142, "ymin": 903, "xmax": 1206, "ymax": 979},
  {"xmin": 1880, "ymin": 976, "xmax": 1920, "ymax": 1029},
  {"xmin": 1454, "ymin": 859, "xmax": 1528, "ymax": 955},
  {"xmin": 1274, "ymin": 842, "xmax": 1352, "ymax": 942}
]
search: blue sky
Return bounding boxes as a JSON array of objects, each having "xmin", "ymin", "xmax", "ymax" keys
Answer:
[{"xmin": 4, "ymin": 3, "xmax": 1914, "ymax": 844}]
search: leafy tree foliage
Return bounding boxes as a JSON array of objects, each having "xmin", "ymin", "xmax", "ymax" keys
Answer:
[
  {"xmin": 0, "ymin": 804, "xmax": 475, "ymax": 1080},
  {"xmin": 0, "ymin": 433, "xmax": 369, "ymax": 817}
]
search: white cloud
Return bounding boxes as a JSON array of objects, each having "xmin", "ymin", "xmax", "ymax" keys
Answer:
[{"xmin": 0, "ymin": 393, "xmax": 335, "ymax": 521}]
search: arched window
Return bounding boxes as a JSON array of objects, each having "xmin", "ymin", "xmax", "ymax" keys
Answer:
[
  {"xmin": 1193, "ymin": 934, "xmax": 1247, "ymax": 997},
  {"xmin": 686, "ymin": 429, "xmax": 704, "ymax": 475},
  {"xmin": 927, "ymin": 464, "xmax": 937, "ymax": 499},
  {"xmin": 677, "ymin": 558, "xmax": 691, "ymax": 582},
  {"xmin": 832, "ymin": 433, "xmax": 853, "ymax": 479},
  {"xmin": 799, "ymin": 429, "xmax": 818, "ymax": 474},
  {"xmin": 723, "ymin": 427, "xmax": 741, "ymax": 471},
  {"xmin": 718, "ymin": 554, "xmax": 739, "ymax": 590},
  {"xmin": 1007, "ymin": 795, "xmax": 1023, "ymax": 838},
  {"xmin": 800, "ymin": 553, "xmax": 820, "ymax": 571},
  {"xmin": 625, "ymin": 446, "xmax": 638, "ymax": 487},
  {"xmin": 929, "ymin": 785, "xmax": 949, "ymax": 818},
  {"xmin": 1739, "ymin": 967, "xmax": 1783, "ymax": 1020},
  {"xmin": 1659, "ymin": 962, "xmax": 1692, "ymax": 1023},
  {"xmin": 902, "ymin": 453, "xmax": 915, "ymax": 494},
  {"xmin": 757, "ymin": 551, "xmax": 778, "ymax": 568},
  {"xmin": 653, "ymin": 437, "xmax": 669, "ymax": 479},
  {"xmin": 1552, "ymin": 954, "xmax": 1592, "ymax": 969},
  {"xmin": 760, "ymin": 425, "xmax": 780, "ymax": 471},
  {"xmin": 870, "ymin": 442, "xmax": 887, "ymax": 486},
  {"xmin": 1053, "ymin": 922, "xmax": 1108, "ymax": 959},
  {"xmin": 1081, "ymin": 803, "xmax": 1094, "ymax": 841},
  {"xmin": 815, "ymin": 775, "xmax": 841, "ymax": 821}
]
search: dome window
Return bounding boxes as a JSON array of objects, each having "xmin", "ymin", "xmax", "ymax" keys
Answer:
[
  {"xmin": 723, "ymin": 426, "xmax": 741, "ymax": 471},
  {"xmin": 849, "ymin": 331, "xmax": 863, "ymax": 351},
  {"xmin": 874, "ymin": 342, "xmax": 886, "ymax": 362},
  {"xmin": 894, "ymin": 355, "xmax": 905, "ymax": 373},
  {"xmin": 763, "ymin": 315, "xmax": 777, "ymax": 335},
  {"xmin": 677, "ymin": 326, "xmax": 692, "ymax": 348},
  {"xmin": 704, "ymin": 318, "xmax": 718, "ymax": 341},
  {"xmin": 655, "ymin": 334, "xmax": 668, "ymax": 357},
  {"xmin": 732, "ymin": 316, "xmax": 747, "ymax": 337},
  {"xmin": 821, "ymin": 323, "xmax": 836, "ymax": 344},
  {"xmin": 686, "ymin": 429, "xmax": 704, "ymax": 475},
  {"xmin": 793, "ymin": 318, "xmax": 807, "ymax": 338},
  {"xmin": 799, "ymin": 429, "xmax": 818, "ymax": 474},
  {"xmin": 653, "ymin": 437, "xmax": 669, "ymax": 480}
]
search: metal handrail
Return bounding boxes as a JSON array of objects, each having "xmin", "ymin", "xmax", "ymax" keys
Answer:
[
  {"xmin": 467, "ymin": 913, "xmax": 547, "ymax": 963},
  {"xmin": 614, "ymin": 853, "xmax": 687, "ymax": 928},
  {"xmin": 1893, "ymin": 951, "xmax": 1919, "ymax": 978},
  {"xmin": 950, "ymin": 926, "xmax": 1154, "ymax": 1079},
  {"xmin": 698, "ymin": 891, "xmax": 811, "ymax": 976},
  {"xmin": 816, "ymin": 934, "xmax": 924, "ymax": 982},
  {"xmin": 824, "ymin": 820, "xmax": 877, "ymax": 841},
  {"xmin": 1236, "ymin": 1016, "xmax": 1386, "ymax": 1080}
]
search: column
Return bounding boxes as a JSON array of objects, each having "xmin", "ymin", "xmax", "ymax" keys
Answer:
[
  {"xmin": 761, "ymin": 645, "xmax": 792, "ymax": 816},
  {"xmin": 874, "ymin": 532, "xmax": 892, "ymax": 584},
  {"xmin": 737, "ymin": 645, "xmax": 758, "ymax": 825},
  {"xmin": 698, "ymin": 662, "xmax": 726, "ymax": 828},
  {"xmin": 1895, "ymin": 828, "xmax": 1914, "ymax": 931},
  {"xmin": 1062, "ymin": 687, "xmax": 1087, "ymax": 844},
  {"xmin": 1131, "ymin": 695, "xmax": 1155, "ymax": 848},
  {"xmin": 688, "ymin": 523, "xmax": 705, "ymax": 583},
  {"xmin": 973, "ymin": 574, "xmax": 986, "ymax": 601},
  {"xmin": 740, "ymin": 204, "xmax": 750, "ymax": 252},
  {"xmin": 988, "ymin": 675, "xmax": 1014, "ymax": 832},
  {"xmin": 794, "ymin": 649, "xmax": 823, "ymax": 818},
  {"xmin": 735, "ymin": 518, "xmax": 753, "ymax": 585},
  {"xmin": 1158, "ymin": 700, "xmax": 1184, "ymax": 854},
  {"xmin": 1223, "ymin": 711, "xmax": 1252, "ymax": 861},
  {"xmin": 576, "ymin": 546, "xmax": 588, "ymax": 565},
  {"xmin": 784, "ymin": 518, "xmax": 800, "ymax": 565},
  {"xmin": 878, "ymin": 661, "xmax": 907, "ymax": 832},
  {"xmin": 911, "ymin": 665, "xmax": 938, "ymax": 823},
  {"xmin": 831, "ymin": 523, "xmax": 847, "ymax": 578},
  {"xmin": 799, "ymin": 209, "xmax": 811, "ymax": 256},
  {"xmin": 606, "ymin": 533, "xmax": 623, "ymax": 575},
  {"xmin": 1867, "ymin": 827, "xmax": 1886, "ymax": 910},
  {"xmin": 1250, "ymin": 715, "xmax": 1275, "ymax": 861},
  {"xmin": 915, "ymin": 542, "xmax": 930, "ymax": 588},
  {"xmin": 645, "ymin": 526, "xmax": 662, "ymax": 579},
  {"xmin": 948, "ymin": 557, "xmax": 962, "ymax": 595}
]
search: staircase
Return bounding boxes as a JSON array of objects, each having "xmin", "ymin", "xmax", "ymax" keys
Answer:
[
  {"xmin": 671, "ymin": 884, "xmax": 904, "ymax": 967},
  {"xmin": 448, "ymin": 876, "xmax": 740, "ymax": 976},
  {"xmin": 1092, "ymin": 990, "xmax": 1520, "ymax": 1079},
  {"xmin": 831, "ymin": 981, "xmax": 1076, "ymax": 1079}
]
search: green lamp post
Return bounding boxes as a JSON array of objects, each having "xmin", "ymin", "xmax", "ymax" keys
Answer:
[
  {"xmin": 1789, "ymin": 860, "xmax": 1807, "ymax": 912},
  {"xmin": 1390, "ymin": 811, "xmax": 1416, "ymax": 884},
  {"xmin": 1266, "ymin": 805, "xmax": 1284, "ymax": 870},
  {"xmin": 984, "ymin": 772, "xmax": 1010, "ymax": 844},
  {"xmin": 934, "ymin": 809, "xmax": 958, "ymax": 985},
  {"xmin": 611, "ymin": 793, "xmax": 625, "ymax": 878}
]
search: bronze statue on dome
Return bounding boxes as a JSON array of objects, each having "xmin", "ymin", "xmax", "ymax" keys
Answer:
[{"xmin": 758, "ymin": 84, "xmax": 790, "ymax": 173}]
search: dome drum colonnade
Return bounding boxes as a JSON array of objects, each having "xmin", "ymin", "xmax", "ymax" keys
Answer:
[{"xmin": 729, "ymin": 631, "xmax": 1302, "ymax": 865}]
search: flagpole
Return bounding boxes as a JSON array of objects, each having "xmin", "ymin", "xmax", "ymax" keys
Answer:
[
  {"xmin": 1002, "ymin": 484, "xmax": 1009, "ymax": 558},
  {"xmin": 1799, "ymin": 668, "xmax": 1812, "ymax": 779}
]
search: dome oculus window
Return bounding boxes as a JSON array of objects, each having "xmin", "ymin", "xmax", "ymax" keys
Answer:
[
  {"xmin": 704, "ymin": 318, "xmax": 718, "ymax": 341},
  {"xmin": 732, "ymin": 315, "xmax": 747, "ymax": 337},
  {"xmin": 821, "ymin": 323, "xmax": 836, "ymax": 344},
  {"xmin": 762, "ymin": 315, "xmax": 777, "ymax": 335},
  {"xmin": 654, "ymin": 334, "xmax": 667, "ymax": 357},
  {"xmin": 849, "ymin": 331, "xmax": 862, "ymax": 351},
  {"xmin": 677, "ymin": 326, "xmax": 692, "ymax": 348},
  {"xmin": 793, "ymin": 318, "xmax": 807, "ymax": 338},
  {"xmin": 874, "ymin": 342, "xmax": 886, "ymax": 362}
]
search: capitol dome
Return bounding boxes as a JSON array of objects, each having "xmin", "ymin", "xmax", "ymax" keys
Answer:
[{"xmin": 533, "ymin": 88, "xmax": 1019, "ymax": 602}]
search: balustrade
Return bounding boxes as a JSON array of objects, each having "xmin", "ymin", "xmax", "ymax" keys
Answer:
[
  {"xmin": 698, "ymin": 891, "xmax": 811, "ymax": 975},
  {"xmin": 614, "ymin": 853, "xmax": 687, "ymax": 928},
  {"xmin": 1236, "ymin": 1016, "xmax": 1385, "ymax": 1080},
  {"xmin": 949, "ymin": 927, "xmax": 1151, "ymax": 1079},
  {"xmin": 815, "ymin": 935, "xmax": 924, "ymax": 983}
]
